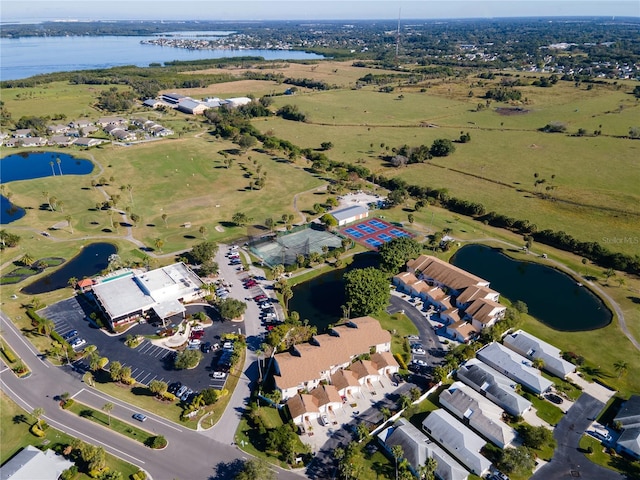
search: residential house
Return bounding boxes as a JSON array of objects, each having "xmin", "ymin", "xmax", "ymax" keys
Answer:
[
  {"xmin": 446, "ymin": 321, "xmax": 479, "ymax": 343},
  {"xmin": 476, "ymin": 342, "xmax": 553, "ymax": 395},
  {"xmin": 378, "ymin": 418, "xmax": 469, "ymax": 480},
  {"xmin": 503, "ymin": 330, "xmax": 575, "ymax": 379},
  {"xmin": 406, "ymin": 255, "xmax": 490, "ymax": 296},
  {"xmin": 74, "ymin": 137, "xmax": 103, "ymax": 148},
  {"xmin": 13, "ymin": 129, "xmax": 32, "ymax": 138},
  {"xmin": 68, "ymin": 119, "xmax": 94, "ymax": 129},
  {"xmin": 465, "ymin": 298, "xmax": 506, "ymax": 331},
  {"xmin": 455, "ymin": 285, "xmax": 499, "ymax": 310},
  {"xmin": 330, "ymin": 369, "xmax": 361, "ymax": 400},
  {"xmin": 20, "ymin": 137, "xmax": 48, "ymax": 147},
  {"xmin": 422, "ymin": 409, "xmax": 492, "ymax": 477},
  {"xmin": 273, "ymin": 316, "xmax": 392, "ymax": 401},
  {"xmin": 370, "ymin": 351, "xmax": 400, "ymax": 376},
  {"xmin": 439, "ymin": 382, "xmax": 517, "ymax": 448},
  {"xmin": 3, "ymin": 138, "xmax": 20, "ymax": 147},
  {"xmin": 613, "ymin": 395, "xmax": 640, "ymax": 459},
  {"xmin": 457, "ymin": 358, "xmax": 532, "ymax": 417},
  {"xmin": 0, "ymin": 445, "xmax": 74, "ymax": 480},
  {"xmin": 96, "ymin": 117, "xmax": 127, "ymax": 127},
  {"xmin": 350, "ymin": 359, "xmax": 382, "ymax": 390},
  {"xmin": 48, "ymin": 135, "xmax": 76, "ymax": 147},
  {"xmin": 330, "ymin": 205, "xmax": 369, "ymax": 226},
  {"xmin": 47, "ymin": 124, "xmax": 69, "ymax": 134},
  {"xmin": 286, "ymin": 394, "xmax": 320, "ymax": 426}
]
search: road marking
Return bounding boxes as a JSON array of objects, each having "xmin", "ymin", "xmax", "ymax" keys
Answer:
[
  {"xmin": 44, "ymin": 416, "xmax": 146, "ymax": 464},
  {"xmin": 71, "ymin": 388, "xmax": 85, "ymax": 399},
  {"xmin": 139, "ymin": 373, "xmax": 151, "ymax": 384},
  {"xmin": 0, "ymin": 380, "xmax": 34, "ymax": 411},
  {"xmin": 0, "ymin": 316, "xmax": 48, "ymax": 368}
]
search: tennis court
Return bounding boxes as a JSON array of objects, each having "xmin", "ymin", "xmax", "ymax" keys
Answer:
[
  {"xmin": 340, "ymin": 218, "xmax": 413, "ymax": 251},
  {"xmin": 249, "ymin": 225, "xmax": 343, "ymax": 267}
]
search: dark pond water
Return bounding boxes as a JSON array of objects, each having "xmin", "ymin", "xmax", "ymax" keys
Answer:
[
  {"xmin": 1, "ymin": 151, "xmax": 94, "ymax": 224},
  {"xmin": 21, "ymin": 243, "xmax": 116, "ymax": 294},
  {"xmin": 289, "ymin": 253, "xmax": 380, "ymax": 332},
  {"xmin": 451, "ymin": 244, "xmax": 612, "ymax": 331}
]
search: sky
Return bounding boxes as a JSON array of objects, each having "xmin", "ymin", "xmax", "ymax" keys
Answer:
[{"xmin": 1, "ymin": 0, "xmax": 638, "ymax": 23}]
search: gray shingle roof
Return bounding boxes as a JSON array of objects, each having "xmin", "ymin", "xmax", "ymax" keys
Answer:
[
  {"xmin": 503, "ymin": 330, "xmax": 575, "ymax": 378},
  {"xmin": 476, "ymin": 342, "xmax": 553, "ymax": 395}
]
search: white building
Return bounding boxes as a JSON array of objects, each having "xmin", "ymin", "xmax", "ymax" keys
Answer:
[
  {"xmin": 330, "ymin": 205, "xmax": 369, "ymax": 226},
  {"xmin": 503, "ymin": 330, "xmax": 575, "ymax": 378}
]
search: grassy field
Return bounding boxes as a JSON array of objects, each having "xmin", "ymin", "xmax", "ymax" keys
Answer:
[{"xmin": 0, "ymin": 391, "xmax": 139, "ymax": 478}]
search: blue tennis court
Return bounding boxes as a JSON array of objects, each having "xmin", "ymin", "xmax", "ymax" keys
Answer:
[
  {"xmin": 390, "ymin": 229, "xmax": 410, "ymax": 237},
  {"xmin": 357, "ymin": 224, "xmax": 376, "ymax": 234},
  {"xmin": 365, "ymin": 238, "xmax": 382, "ymax": 247},
  {"xmin": 341, "ymin": 217, "xmax": 413, "ymax": 251},
  {"xmin": 343, "ymin": 228, "xmax": 364, "ymax": 238},
  {"xmin": 368, "ymin": 219, "xmax": 387, "ymax": 229}
]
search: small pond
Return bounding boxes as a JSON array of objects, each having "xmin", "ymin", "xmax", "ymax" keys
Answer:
[
  {"xmin": 289, "ymin": 253, "xmax": 380, "ymax": 332},
  {"xmin": 1, "ymin": 151, "xmax": 94, "ymax": 224},
  {"xmin": 21, "ymin": 242, "xmax": 116, "ymax": 294},
  {"xmin": 451, "ymin": 244, "xmax": 612, "ymax": 331}
]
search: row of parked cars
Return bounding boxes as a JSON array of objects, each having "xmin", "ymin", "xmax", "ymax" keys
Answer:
[{"xmin": 62, "ymin": 329, "xmax": 86, "ymax": 349}]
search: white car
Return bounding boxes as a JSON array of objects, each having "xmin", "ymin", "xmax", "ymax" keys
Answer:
[
  {"xmin": 320, "ymin": 414, "xmax": 329, "ymax": 426},
  {"xmin": 411, "ymin": 359, "xmax": 428, "ymax": 367},
  {"xmin": 212, "ymin": 371, "xmax": 226, "ymax": 379},
  {"xmin": 222, "ymin": 341, "xmax": 234, "ymax": 351},
  {"xmin": 411, "ymin": 347, "xmax": 426, "ymax": 355},
  {"xmin": 71, "ymin": 338, "xmax": 86, "ymax": 349}
]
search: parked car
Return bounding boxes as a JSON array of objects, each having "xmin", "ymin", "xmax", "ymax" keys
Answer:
[
  {"xmin": 62, "ymin": 330, "xmax": 78, "ymax": 340},
  {"xmin": 211, "ymin": 371, "xmax": 226, "ymax": 379},
  {"xmin": 545, "ymin": 393, "xmax": 563, "ymax": 405},
  {"xmin": 132, "ymin": 413, "xmax": 147, "ymax": 422},
  {"xmin": 320, "ymin": 414, "xmax": 329, "ymax": 426},
  {"xmin": 180, "ymin": 388, "xmax": 194, "ymax": 402},
  {"xmin": 71, "ymin": 338, "xmax": 86, "ymax": 349},
  {"xmin": 411, "ymin": 347, "xmax": 426, "ymax": 355},
  {"xmin": 168, "ymin": 382, "xmax": 182, "ymax": 394},
  {"xmin": 176, "ymin": 385, "xmax": 188, "ymax": 398},
  {"xmin": 187, "ymin": 339, "xmax": 201, "ymax": 349},
  {"xmin": 190, "ymin": 330, "xmax": 204, "ymax": 340},
  {"xmin": 201, "ymin": 342, "xmax": 213, "ymax": 353},
  {"xmin": 222, "ymin": 341, "xmax": 234, "ymax": 351}
]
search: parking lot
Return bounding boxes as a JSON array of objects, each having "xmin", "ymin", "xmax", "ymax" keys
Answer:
[{"xmin": 43, "ymin": 297, "xmax": 241, "ymax": 398}]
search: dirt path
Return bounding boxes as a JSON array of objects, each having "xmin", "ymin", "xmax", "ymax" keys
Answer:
[{"xmin": 292, "ymin": 184, "xmax": 328, "ymax": 224}]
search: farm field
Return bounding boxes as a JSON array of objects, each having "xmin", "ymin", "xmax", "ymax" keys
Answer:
[{"xmin": 2, "ymin": 61, "xmax": 639, "ymax": 400}]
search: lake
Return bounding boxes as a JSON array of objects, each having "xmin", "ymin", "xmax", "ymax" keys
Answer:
[
  {"xmin": 21, "ymin": 242, "xmax": 116, "ymax": 294},
  {"xmin": 1, "ymin": 152, "xmax": 94, "ymax": 224},
  {"xmin": 0, "ymin": 34, "xmax": 324, "ymax": 80},
  {"xmin": 451, "ymin": 244, "xmax": 612, "ymax": 331},
  {"xmin": 289, "ymin": 253, "xmax": 380, "ymax": 332}
]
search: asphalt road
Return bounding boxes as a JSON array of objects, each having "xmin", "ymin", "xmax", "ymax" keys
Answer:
[{"xmin": 531, "ymin": 393, "xmax": 625, "ymax": 480}]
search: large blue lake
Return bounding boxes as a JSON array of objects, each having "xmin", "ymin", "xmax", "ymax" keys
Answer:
[
  {"xmin": 1, "ymin": 152, "xmax": 94, "ymax": 224},
  {"xmin": 0, "ymin": 34, "xmax": 324, "ymax": 80}
]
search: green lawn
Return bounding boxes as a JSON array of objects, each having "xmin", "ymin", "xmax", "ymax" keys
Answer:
[
  {"xmin": 66, "ymin": 400, "xmax": 155, "ymax": 445},
  {"xmin": 523, "ymin": 392, "xmax": 564, "ymax": 425},
  {"xmin": 0, "ymin": 392, "xmax": 139, "ymax": 479}
]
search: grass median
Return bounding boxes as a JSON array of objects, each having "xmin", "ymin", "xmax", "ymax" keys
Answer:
[{"xmin": 66, "ymin": 400, "xmax": 156, "ymax": 446}]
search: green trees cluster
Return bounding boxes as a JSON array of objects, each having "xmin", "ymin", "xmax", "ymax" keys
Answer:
[
  {"xmin": 0, "ymin": 229, "xmax": 21, "ymax": 249},
  {"xmin": 218, "ymin": 298, "xmax": 247, "ymax": 320},
  {"xmin": 235, "ymin": 458, "xmax": 277, "ymax": 480},
  {"xmin": 485, "ymin": 87, "xmax": 522, "ymax": 102},
  {"xmin": 276, "ymin": 104, "xmax": 307, "ymax": 122},
  {"xmin": 378, "ymin": 237, "xmax": 423, "ymax": 273},
  {"xmin": 174, "ymin": 349, "xmax": 202, "ymax": 370},
  {"xmin": 97, "ymin": 87, "xmax": 136, "ymax": 112},
  {"xmin": 344, "ymin": 267, "xmax": 390, "ymax": 317},
  {"xmin": 189, "ymin": 240, "xmax": 219, "ymax": 276}
]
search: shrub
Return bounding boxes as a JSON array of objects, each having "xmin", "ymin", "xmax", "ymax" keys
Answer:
[
  {"xmin": 1, "ymin": 346, "xmax": 17, "ymax": 363},
  {"xmin": 131, "ymin": 471, "xmax": 147, "ymax": 480},
  {"xmin": 30, "ymin": 424, "xmax": 45, "ymax": 437},
  {"xmin": 394, "ymin": 353, "xmax": 408, "ymax": 370},
  {"xmin": 145, "ymin": 435, "xmax": 167, "ymax": 449},
  {"xmin": 61, "ymin": 399, "xmax": 75, "ymax": 409}
]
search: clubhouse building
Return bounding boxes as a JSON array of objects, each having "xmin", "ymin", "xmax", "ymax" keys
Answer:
[{"xmin": 89, "ymin": 262, "xmax": 204, "ymax": 328}]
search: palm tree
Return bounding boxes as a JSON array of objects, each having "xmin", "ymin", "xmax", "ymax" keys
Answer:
[
  {"xmin": 126, "ymin": 184, "xmax": 133, "ymax": 204},
  {"xmin": 161, "ymin": 213, "xmax": 168, "ymax": 227},
  {"xmin": 391, "ymin": 444, "xmax": 404, "ymax": 480},
  {"xmin": 256, "ymin": 346, "xmax": 264, "ymax": 382},
  {"xmin": 102, "ymin": 403, "xmax": 114, "ymax": 426},
  {"xmin": 154, "ymin": 238, "xmax": 164, "ymax": 253},
  {"xmin": 56, "ymin": 157, "xmax": 63, "ymax": 175},
  {"xmin": 199, "ymin": 225, "xmax": 208, "ymax": 240},
  {"xmin": 32, "ymin": 407, "xmax": 45, "ymax": 428},
  {"xmin": 65, "ymin": 215, "xmax": 73, "ymax": 234},
  {"xmin": 532, "ymin": 358, "xmax": 545, "ymax": 370},
  {"xmin": 419, "ymin": 457, "xmax": 437, "ymax": 480},
  {"xmin": 20, "ymin": 253, "xmax": 35, "ymax": 267},
  {"xmin": 42, "ymin": 191, "xmax": 52, "ymax": 211},
  {"xmin": 272, "ymin": 264, "xmax": 285, "ymax": 279},
  {"xmin": 40, "ymin": 318, "xmax": 55, "ymax": 336},
  {"xmin": 50, "ymin": 161, "xmax": 56, "ymax": 176},
  {"xmin": 281, "ymin": 285, "xmax": 293, "ymax": 311},
  {"xmin": 614, "ymin": 360, "xmax": 628, "ymax": 378},
  {"xmin": 380, "ymin": 406, "xmax": 392, "ymax": 421}
]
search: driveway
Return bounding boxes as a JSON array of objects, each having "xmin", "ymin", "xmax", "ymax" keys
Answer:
[
  {"xmin": 387, "ymin": 294, "xmax": 446, "ymax": 368},
  {"xmin": 531, "ymin": 393, "xmax": 625, "ymax": 480}
]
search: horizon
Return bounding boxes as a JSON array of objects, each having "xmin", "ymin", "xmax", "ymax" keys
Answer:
[{"xmin": 2, "ymin": 1, "xmax": 638, "ymax": 23}]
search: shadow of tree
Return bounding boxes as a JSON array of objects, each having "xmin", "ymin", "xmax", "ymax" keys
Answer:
[
  {"xmin": 209, "ymin": 458, "xmax": 245, "ymax": 480},
  {"xmin": 12, "ymin": 414, "xmax": 28, "ymax": 424}
]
